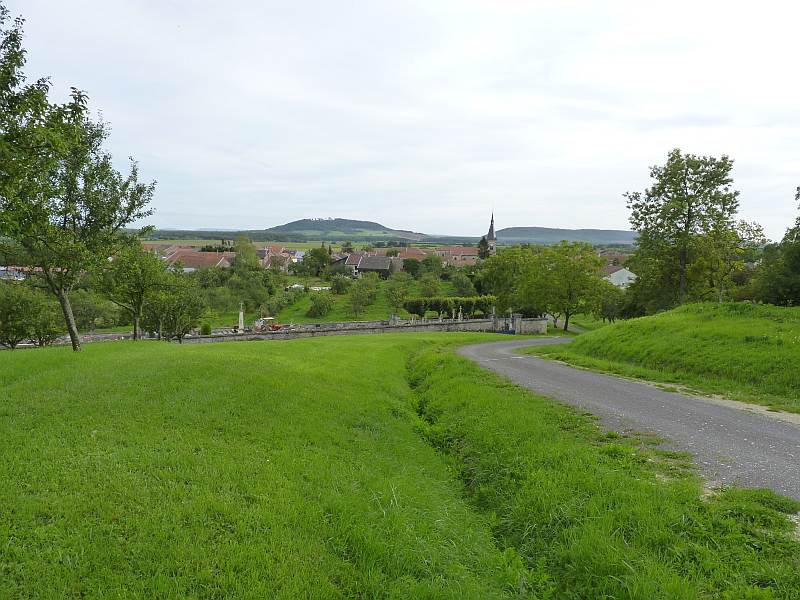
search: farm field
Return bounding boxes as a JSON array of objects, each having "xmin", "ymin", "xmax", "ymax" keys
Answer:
[
  {"xmin": 1, "ymin": 334, "xmax": 799, "ymax": 598},
  {"xmin": 525, "ymin": 303, "xmax": 800, "ymax": 413}
]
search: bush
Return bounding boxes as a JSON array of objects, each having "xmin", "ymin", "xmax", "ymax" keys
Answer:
[
  {"xmin": 200, "ymin": 322, "xmax": 212, "ymax": 335},
  {"xmin": 331, "ymin": 275, "xmax": 352, "ymax": 295},
  {"xmin": 307, "ymin": 293, "xmax": 334, "ymax": 317},
  {"xmin": 403, "ymin": 295, "xmax": 497, "ymax": 318}
]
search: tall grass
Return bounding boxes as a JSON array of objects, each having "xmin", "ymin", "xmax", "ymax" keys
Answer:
[
  {"xmin": 529, "ymin": 303, "xmax": 800, "ymax": 412},
  {"xmin": 409, "ymin": 346, "xmax": 800, "ymax": 598},
  {"xmin": 1, "ymin": 332, "xmax": 798, "ymax": 597}
]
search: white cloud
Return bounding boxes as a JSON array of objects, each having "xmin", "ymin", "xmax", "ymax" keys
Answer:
[{"xmin": 9, "ymin": 0, "xmax": 800, "ymax": 239}]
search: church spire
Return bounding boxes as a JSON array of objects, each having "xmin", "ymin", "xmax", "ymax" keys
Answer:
[{"xmin": 487, "ymin": 212, "xmax": 496, "ymax": 241}]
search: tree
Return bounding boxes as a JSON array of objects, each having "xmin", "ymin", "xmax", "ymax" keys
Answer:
[
  {"xmin": 594, "ymin": 281, "xmax": 625, "ymax": 323},
  {"xmin": 143, "ymin": 271, "xmax": 206, "ymax": 342},
  {"xmin": 752, "ymin": 187, "xmax": 800, "ymax": 305},
  {"xmin": 306, "ymin": 292, "xmax": 333, "ymax": 317},
  {"xmin": 523, "ymin": 242, "xmax": 603, "ymax": 331},
  {"xmin": 341, "ymin": 241, "xmax": 354, "ymax": 253},
  {"xmin": 421, "ymin": 254, "xmax": 443, "ymax": 276},
  {"xmin": 403, "ymin": 258, "xmax": 421, "ymax": 278},
  {"xmin": 451, "ymin": 271, "xmax": 476, "ymax": 296},
  {"xmin": 0, "ymin": 282, "xmax": 37, "ymax": 348},
  {"xmin": 626, "ymin": 149, "xmax": 739, "ymax": 306},
  {"xmin": 385, "ymin": 272, "xmax": 411, "ymax": 313},
  {"xmin": 0, "ymin": 15, "xmax": 154, "ymax": 351},
  {"xmin": 331, "ymin": 274, "xmax": 351, "ymax": 295},
  {"xmin": 298, "ymin": 246, "xmax": 330, "ymax": 277},
  {"xmin": 419, "ymin": 274, "xmax": 441, "ymax": 297},
  {"xmin": 479, "ymin": 246, "xmax": 542, "ymax": 314},
  {"xmin": 100, "ymin": 243, "xmax": 165, "ymax": 340},
  {"xmin": 477, "ymin": 236, "xmax": 490, "ymax": 260},
  {"xmin": 31, "ymin": 290, "xmax": 66, "ymax": 346}
]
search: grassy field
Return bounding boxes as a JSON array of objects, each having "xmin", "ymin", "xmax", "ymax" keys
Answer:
[
  {"xmin": 1, "ymin": 333, "xmax": 799, "ymax": 598},
  {"xmin": 525, "ymin": 303, "xmax": 800, "ymax": 413},
  {"xmin": 276, "ymin": 279, "xmax": 456, "ymax": 324}
]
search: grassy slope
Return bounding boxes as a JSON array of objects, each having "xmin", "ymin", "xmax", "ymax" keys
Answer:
[
  {"xmin": 276, "ymin": 280, "xmax": 455, "ymax": 324},
  {"xmin": 526, "ymin": 303, "xmax": 800, "ymax": 413},
  {"xmin": 1, "ymin": 334, "xmax": 798, "ymax": 598}
]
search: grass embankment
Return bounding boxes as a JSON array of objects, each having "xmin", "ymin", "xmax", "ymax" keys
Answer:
[
  {"xmin": 1, "ymin": 334, "xmax": 798, "ymax": 597},
  {"xmin": 525, "ymin": 303, "xmax": 800, "ymax": 413}
]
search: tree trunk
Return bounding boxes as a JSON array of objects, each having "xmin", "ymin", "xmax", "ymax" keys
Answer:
[
  {"xmin": 563, "ymin": 313, "xmax": 570, "ymax": 332},
  {"xmin": 133, "ymin": 313, "xmax": 140, "ymax": 341},
  {"xmin": 55, "ymin": 289, "xmax": 81, "ymax": 352},
  {"xmin": 43, "ymin": 268, "xmax": 81, "ymax": 352}
]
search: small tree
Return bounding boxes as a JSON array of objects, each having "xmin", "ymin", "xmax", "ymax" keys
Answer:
[
  {"xmin": 385, "ymin": 272, "xmax": 411, "ymax": 313},
  {"xmin": 403, "ymin": 258, "xmax": 421, "ymax": 278},
  {"xmin": 451, "ymin": 271, "xmax": 476, "ymax": 296},
  {"xmin": 143, "ymin": 272, "xmax": 206, "ymax": 342},
  {"xmin": 100, "ymin": 243, "xmax": 166, "ymax": 340},
  {"xmin": 477, "ymin": 236, "xmax": 490, "ymax": 259},
  {"xmin": 307, "ymin": 292, "xmax": 333, "ymax": 317},
  {"xmin": 331, "ymin": 274, "xmax": 351, "ymax": 295},
  {"xmin": 0, "ymin": 36, "xmax": 155, "ymax": 352},
  {"xmin": 419, "ymin": 274, "xmax": 441, "ymax": 297}
]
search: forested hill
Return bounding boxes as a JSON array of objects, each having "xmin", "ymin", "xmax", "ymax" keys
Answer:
[
  {"xmin": 264, "ymin": 218, "xmax": 424, "ymax": 241},
  {"xmin": 496, "ymin": 227, "xmax": 637, "ymax": 245}
]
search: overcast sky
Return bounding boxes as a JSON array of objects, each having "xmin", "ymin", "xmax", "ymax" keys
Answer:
[{"xmin": 9, "ymin": 1, "xmax": 800, "ymax": 239}]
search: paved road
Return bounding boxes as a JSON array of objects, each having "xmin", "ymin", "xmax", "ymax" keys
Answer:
[{"xmin": 458, "ymin": 338, "xmax": 800, "ymax": 500}]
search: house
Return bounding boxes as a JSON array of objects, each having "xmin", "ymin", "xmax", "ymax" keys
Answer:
[
  {"xmin": 0, "ymin": 266, "xmax": 28, "ymax": 281},
  {"xmin": 165, "ymin": 250, "xmax": 235, "ymax": 272},
  {"xmin": 256, "ymin": 245, "xmax": 292, "ymax": 271},
  {"xmin": 355, "ymin": 255, "xmax": 403, "ymax": 278},
  {"xmin": 434, "ymin": 246, "xmax": 479, "ymax": 266},
  {"xmin": 603, "ymin": 266, "xmax": 637, "ymax": 288}
]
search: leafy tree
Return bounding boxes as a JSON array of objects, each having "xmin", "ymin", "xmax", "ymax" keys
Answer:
[
  {"xmin": 626, "ymin": 148, "xmax": 739, "ymax": 306},
  {"xmin": 451, "ymin": 271, "xmax": 476, "ymax": 296},
  {"xmin": 349, "ymin": 273, "xmax": 379, "ymax": 317},
  {"xmin": 298, "ymin": 246, "xmax": 330, "ymax": 277},
  {"xmin": 477, "ymin": 236, "xmax": 490, "ymax": 260},
  {"xmin": 143, "ymin": 271, "xmax": 206, "ymax": 342},
  {"xmin": 331, "ymin": 274, "xmax": 351, "ymax": 295},
  {"xmin": 421, "ymin": 254, "xmax": 443, "ymax": 276},
  {"xmin": 99, "ymin": 243, "xmax": 165, "ymax": 339},
  {"xmin": 751, "ymin": 187, "xmax": 800, "ymax": 305},
  {"xmin": 479, "ymin": 246, "xmax": 541, "ymax": 313},
  {"xmin": 0, "ymin": 282, "xmax": 37, "ymax": 348},
  {"xmin": 31, "ymin": 291, "xmax": 66, "ymax": 346},
  {"xmin": 0, "ymin": 15, "xmax": 154, "ymax": 351},
  {"xmin": 70, "ymin": 288, "xmax": 123, "ymax": 331},
  {"xmin": 340, "ymin": 241, "xmax": 354, "ymax": 253},
  {"xmin": 403, "ymin": 258, "xmax": 421, "ymax": 278},
  {"xmin": 419, "ymin": 274, "xmax": 441, "ymax": 297},
  {"xmin": 523, "ymin": 242, "xmax": 603, "ymax": 331},
  {"xmin": 385, "ymin": 272, "xmax": 411, "ymax": 313},
  {"xmin": 306, "ymin": 292, "xmax": 333, "ymax": 317},
  {"xmin": 233, "ymin": 235, "xmax": 260, "ymax": 273},
  {"xmin": 594, "ymin": 281, "xmax": 625, "ymax": 323}
]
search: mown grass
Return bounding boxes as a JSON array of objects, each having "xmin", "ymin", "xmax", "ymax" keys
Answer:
[
  {"xmin": 523, "ymin": 303, "xmax": 800, "ymax": 413},
  {"xmin": 1, "ymin": 333, "xmax": 798, "ymax": 598}
]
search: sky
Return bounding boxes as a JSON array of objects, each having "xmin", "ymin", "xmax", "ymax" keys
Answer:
[{"xmin": 9, "ymin": 0, "xmax": 800, "ymax": 240}]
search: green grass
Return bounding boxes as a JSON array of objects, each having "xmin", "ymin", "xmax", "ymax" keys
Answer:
[
  {"xmin": 569, "ymin": 314, "xmax": 612, "ymax": 331},
  {"xmin": 276, "ymin": 279, "xmax": 456, "ymax": 324},
  {"xmin": 524, "ymin": 302, "xmax": 800, "ymax": 413},
  {"xmin": 1, "ymin": 333, "xmax": 798, "ymax": 597}
]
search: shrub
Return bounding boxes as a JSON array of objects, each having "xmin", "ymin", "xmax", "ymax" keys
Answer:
[
  {"xmin": 200, "ymin": 322, "xmax": 212, "ymax": 335},
  {"xmin": 307, "ymin": 293, "xmax": 334, "ymax": 317}
]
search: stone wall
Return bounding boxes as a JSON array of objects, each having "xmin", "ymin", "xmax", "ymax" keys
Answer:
[{"xmin": 181, "ymin": 317, "xmax": 547, "ymax": 345}]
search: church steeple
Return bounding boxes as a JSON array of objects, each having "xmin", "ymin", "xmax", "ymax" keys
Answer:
[{"xmin": 487, "ymin": 213, "xmax": 497, "ymax": 256}]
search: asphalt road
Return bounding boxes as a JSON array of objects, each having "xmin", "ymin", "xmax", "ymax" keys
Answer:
[{"xmin": 458, "ymin": 337, "xmax": 800, "ymax": 500}]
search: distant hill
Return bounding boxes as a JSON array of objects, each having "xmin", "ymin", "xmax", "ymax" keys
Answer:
[
  {"xmin": 496, "ymin": 227, "xmax": 637, "ymax": 246},
  {"xmin": 143, "ymin": 219, "xmax": 637, "ymax": 246},
  {"xmin": 265, "ymin": 218, "xmax": 424, "ymax": 241}
]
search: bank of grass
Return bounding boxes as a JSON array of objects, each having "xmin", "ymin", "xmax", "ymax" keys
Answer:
[
  {"xmin": 276, "ymin": 279, "xmax": 456, "ymax": 324},
  {"xmin": 1, "ymin": 333, "xmax": 798, "ymax": 597},
  {"xmin": 523, "ymin": 303, "xmax": 800, "ymax": 413}
]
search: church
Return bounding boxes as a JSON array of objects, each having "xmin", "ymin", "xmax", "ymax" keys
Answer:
[{"xmin": 486, "ymin": 213, "xmax": 497, "ymax": 256}]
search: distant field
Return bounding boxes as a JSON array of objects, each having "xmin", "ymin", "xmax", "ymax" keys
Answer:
[
  {"xmin": 143, "ymin": 239, "xmax": 325, "ymax": 250},
  {"xmin": 526, "ymin": 303, "xmax": 800, "ymax": 413},
  {"xmin": 1, "ymin": 334, "xmax": 798, "ymax": 597}
]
